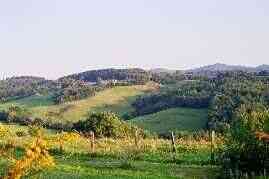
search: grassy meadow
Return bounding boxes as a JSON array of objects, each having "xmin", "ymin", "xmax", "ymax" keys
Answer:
[
  {"xmin": 0, "ymin": 95, "xmax": 55, "ymax": 110},
  {"xmin": 130, "ymin": 108, "xmax": 208, "ymax": 134}
]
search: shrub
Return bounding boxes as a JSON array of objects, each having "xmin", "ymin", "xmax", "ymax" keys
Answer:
[
  {"xmin": 219, "ymin": 103, "xmax": 269, "ymax": 175},
  {"xmin": 73, "ymin": 112, "xmax": 134, "ymax": 138},
  {"xmin": 0, "ymin": 124, "xmax": 10, "ymax": 138},
  {"xmin": 28, "ymin": 125, "xmax": 43, "ymax": 137},
  {"xmin": 4, "ymin": 105, "xmax": 32, "ymax": 124},
  {"xmin": 16, "ymin": 130, "xmax": 28, "ymax": 137},
  {"xmin": 4, "ymin": 134, "xmax": 55, "ymax": 179}
]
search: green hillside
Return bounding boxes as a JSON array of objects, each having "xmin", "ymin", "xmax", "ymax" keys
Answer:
[
  {"xmin": 0, "ymin": 95, "xmax": 54, "ymax": 110},
  {"xmin": 0, "ymin": 84, "xmax": 208, "ymax": 134},
  {"xmin": 130, "ymin": 108, "xmax": 208, "ymax": 134},
  {"xmin": 0, "ymin": 85, "xmax": 154, "ymax": 123}
]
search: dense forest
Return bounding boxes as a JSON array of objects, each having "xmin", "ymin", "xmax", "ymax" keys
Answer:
[
  {"xmin": 64, "ymin": 68, "xmax": 151, "ymax": 84},
  {"xmin": 131, "ymin": 71, "xmax": 269, "ymax": 131},
  {"xmin": 0, "ymin": 76, "xmax": 57, "ymax": 102},
  {"xmin": 132, "ymin": 80, "xmax": 213, "ymax": 116}
]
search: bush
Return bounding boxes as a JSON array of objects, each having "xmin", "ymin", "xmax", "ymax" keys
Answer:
[
  {"xmin": 16, "ymin": 130, "xmax": 28, "ymax": 137},
  {"xmin": 0, "ymin": 124, "xmax": 10, "ymax": 138},
  {"xmin": 5, "ymin": 105, "xmax": 32, "ymax": 124},
  {"xmin": 73, "ymin": 112, "xmax": 134, "ymax": 138},
  {"xmin": 219, "ymin": 103, "xmax": 269, "ymax": 175}
]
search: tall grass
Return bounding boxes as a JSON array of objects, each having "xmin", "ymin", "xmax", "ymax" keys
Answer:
[{"xmin": 0, "ymin": 123, "xmax": 222, "ymax": 179}]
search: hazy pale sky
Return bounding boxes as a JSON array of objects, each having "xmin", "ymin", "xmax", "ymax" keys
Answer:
[{"xmin": 0, "ymin": 0, "xmax": 269, "ymax": 79}]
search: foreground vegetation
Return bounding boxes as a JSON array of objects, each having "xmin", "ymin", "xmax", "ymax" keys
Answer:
[{"xmin": 0, "ymin": 123, "xmax": 218, "ymax": 179}]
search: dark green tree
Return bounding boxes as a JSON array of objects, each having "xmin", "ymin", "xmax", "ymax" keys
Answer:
[
  {"xmin": 73, "ymin": 112, "xmax": 133, "ymax": 138},
  {"xmin": 219, "ymin": 103, "xmax": 269, "ymax": 174}
]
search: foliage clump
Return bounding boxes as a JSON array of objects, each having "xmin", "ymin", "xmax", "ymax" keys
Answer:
[
  {"xmin": 53, "ymin": 78, "xmax": 98, "ymax": 104},
  {"xmin": 4, "ymin": 137, "xmax": 55, "ymax": 179},
  {"xmin": 0, "ymin": 105, "xmax": 40, "ymax": 127},
  {"xmin": 74, "ymin": 112, "xmax": 136, "ymax": 138},
  {"xmin": 0, "ymin": 126, "xmax": 55, "ymax": 179},
  {"xmin": 219, "ymin": 103, "xmax": 269, "ymax": 175},
  {"xmin": 0, "ymin": 123, "xmax": 10, "ymax": 138},
  {"xmin": 0, "ymin": 76, "xmax": 54, "ymax": 102},
  {"xmin": 208, "ymin": 75, "xmax": 269, "ymax": 131}
]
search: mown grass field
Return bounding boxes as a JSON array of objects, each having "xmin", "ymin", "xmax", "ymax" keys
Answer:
[{"xmin": 130, "ymin": 108, "xmax": 208, "ymax": 134}]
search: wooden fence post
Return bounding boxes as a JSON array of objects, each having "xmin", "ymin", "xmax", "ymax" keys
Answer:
[
  {"xmin": 59, "ymin": 131, "xmax": 64, "ymax": 153},
  {"xmin": 135, "ymin": 129, "xmax": 139, "ymax": 149},
  {"xmin": 171, "ymin": 131, "xmax": 177, "ymax": 154},
  {"xmin": 90, "ymin": 131, "xmax": 95, "ymax": 153},
  {"xmin": 210, "ymin": 130, "xmax": 215, "ymax": 164},
  {"xmin": 59, "ymin": 139, "xmax": 64, "ymax": 153}
]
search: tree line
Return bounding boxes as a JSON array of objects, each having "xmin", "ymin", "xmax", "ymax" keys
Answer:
[
  {"xmin": 0, "ymin": 76, "xmax": 57, "ymax": 102},
  {"xmin": 63, "ymin": 68, "xmax": 152, "ymax": 85}
]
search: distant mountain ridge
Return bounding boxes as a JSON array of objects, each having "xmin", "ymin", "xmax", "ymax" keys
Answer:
[
  {"xmin": 187, "ymin": 63, "xmax": 269, "ymax": 74},
  {"xmin": 149, "ymin": 68, "xmax": 177, "ymax": 74},
  {"xmin": 255, "ymin": 64, "xmax": 269, "ymax": 72},
  {"xmin": 2, "ymin": 64, "xmax": 269, "ymax": 82}
]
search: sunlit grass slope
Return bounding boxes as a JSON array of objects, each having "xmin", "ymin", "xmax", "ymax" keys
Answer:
[{"xmin": 0, "ymin": 85, "xmax": 154, "ymax": 123}]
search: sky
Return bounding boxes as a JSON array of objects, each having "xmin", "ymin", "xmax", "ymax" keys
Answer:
[{"xmin": 0, "ymin": 0, "xmax": 269, "ymax": 79}]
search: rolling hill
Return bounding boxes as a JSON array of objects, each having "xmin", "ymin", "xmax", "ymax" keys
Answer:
[
  {"xmin": 149, "ymin": 68, "xmax": 177, "ymax": 74},
  {"xmin": 0, "ymin": 95, "xmax": 54, "ymax": 110},
  {"xmin": 0, "ymin": 83, "xmax": 209, "ymax": 134},
  {"xmin": 130, "ymin": 108, "xmax": 208, "ymax": 134},
  {"xmin": 0, "ymin": 84, "xmax": 156, "ymax": 123}
]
